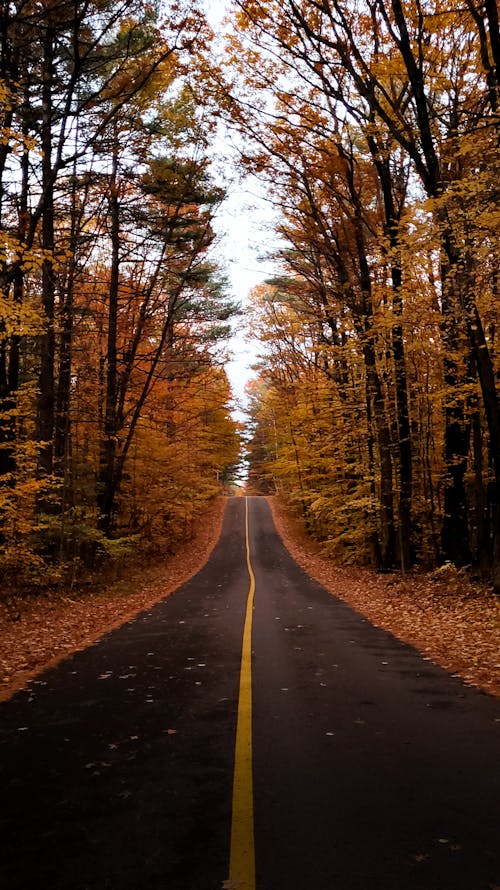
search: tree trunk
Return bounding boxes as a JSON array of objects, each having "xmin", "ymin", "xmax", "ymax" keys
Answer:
[
  {"xmin": 97, "ymin": 133, "xmax": 120, "ymax": 534},
  {"xmin": 36, "ymin": 24, "xmax": 56, "ymax": 481},
  {"xmin": 439, "ymin": 225, "xmax": 500, "ymax": 575},
  {"xmin": 439, "ymin": 308, "xmax": 472, "ymax": 563},
  {"xmin": 54, "ymin": 159, "xmax": 83, "ymax": 501},
  {"xmin": 0, "ymin": 25, "xmax": 21, "ymax": 485},
  {"xmin": 470, "ymin": 404, "xmax": 489, "ymax": 570},
  {"xmin": 363, "ymin": 375, "xmax": 383, "ymax": 568},
  {"xmin": 362, "ymin": 339, "xmax": 396, "ymax": 569},
  {"xmin": 347, "ymin": 166, "xmax": 396, "ymax": 569},
  {"xmin": 369, "ymin": 142, "xmax": 412, "ymax": 570}
]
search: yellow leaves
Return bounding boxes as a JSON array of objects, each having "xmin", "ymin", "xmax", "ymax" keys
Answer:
[
  {"xmin": 0, "ymin": 79, "xmax": 38, "ymax": 155},
  {"xmin": 0, "ymin": 78, "xmax": 13, "ymax": 109},
  {"xmin": 0, "ymin": 234, "xmax": 62, "ymax": 280},
  {"xmin": 0, "ymin": 433, "xmax": 57, "ymax": 584},
  {"xmin": 0, "ymin": 128, "xmax": 37, "ymax": 155},
  {"xmin": 235, "ymin": 0, "xmax": 273, "ymax": 31},
  {"xmin": 0, "ymin": 296, "xmax": 43, "ymax": 340},
  {"xmin": 0, "ymin": 241, "xmax": 47, "ymax": 339}
]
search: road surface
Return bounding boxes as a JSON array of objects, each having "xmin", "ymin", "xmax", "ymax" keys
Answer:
[{"xmin": 1, "ymin": 496, "xmax": 499, "ymax": 889}]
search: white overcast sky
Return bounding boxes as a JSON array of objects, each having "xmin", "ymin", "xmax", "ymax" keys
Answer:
[
  {"xmin": 203, "ymin": 0, "xmax": 279, "ymax": 418},
  {"xmin": 213, "ymin": 182, "xmax": 278, "ymax": 413}
]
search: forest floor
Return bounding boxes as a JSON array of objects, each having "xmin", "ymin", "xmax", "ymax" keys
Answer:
[
  {"xmin": 1, "ymin": 494, "xmax": 499, "ymax": 701},
  {"xmin": 269, "ymin": 496, "xmax": 500, "ymax": 699}
]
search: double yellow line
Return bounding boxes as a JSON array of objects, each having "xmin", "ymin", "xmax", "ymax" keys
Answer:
[{"xmin": 228, "ymin": 497, "xmax": 256, "ymax": 890}]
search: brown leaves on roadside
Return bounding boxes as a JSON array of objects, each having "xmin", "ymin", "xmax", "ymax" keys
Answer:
[
  {"xmin": 269, "ymin": 496, "xmax": 500, "ymax": 698},
  {"xmin": 0, "ymin": 498, "xmax": 226, "ymax": 701}
]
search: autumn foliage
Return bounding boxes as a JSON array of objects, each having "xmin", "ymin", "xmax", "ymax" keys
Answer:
[
  {"xmin": 218, "ymin": 0, "xmax": 500, "ymax": 585},
  {"xmin": 2, "ymin": 0, "xmax": 500, "ymax": 593},
  {"xmin": 0, "ymin": 0, "xmax": 240, "ymax": 587}
]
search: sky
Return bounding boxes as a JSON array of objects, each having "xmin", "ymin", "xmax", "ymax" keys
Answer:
[
  {"xmin": 202, "ymin": 0, "xmax": 279, "ymax": 421},
  {"xmin": 212, "ymin": 181, "xmax": 278, "ymax": 418}
]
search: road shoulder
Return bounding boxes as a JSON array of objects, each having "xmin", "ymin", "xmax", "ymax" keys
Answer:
[
  {"xmin": 268, "ymin": 495, "xmax": 499, "ymax": 698},
  {"xmin": 0, "ymin": 497, "xmax": 227, "ymax": 701}
]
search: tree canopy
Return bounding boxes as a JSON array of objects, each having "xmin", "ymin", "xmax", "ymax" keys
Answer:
[
  {"xmin": 212, "ymin": 0, "xmax": 500, "ymax": 585},
  {"xmin": 0, "ymin": 0, "xmax": 241, "ymax": 586},
  {"xmin": 2, "ymin": 0, "xmax": 500, "ymax": 591}
]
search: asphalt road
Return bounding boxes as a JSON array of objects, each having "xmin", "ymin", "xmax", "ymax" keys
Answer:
[{"xmin": 1, "ymin": 496, "xmax": 499, "ymax": 890}]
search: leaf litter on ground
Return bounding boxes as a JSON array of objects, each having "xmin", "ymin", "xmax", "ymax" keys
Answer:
[
  {"xmin": 0, "ymin": 498, "xmax": 226, "ymax": 701},
  {"xmin": 2, "ymin": 494, "xmax": 498, "ymax": 701},
  {"xmin": 268, "ymin": 496, "xmax": 499, "ymax": 698}
]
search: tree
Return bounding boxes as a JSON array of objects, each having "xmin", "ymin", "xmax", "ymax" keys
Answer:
[
  {"xmin": 0, "ymin": 0, "xmax": 242, "ymax": 585},
  {"xmin": 206, "ymin": 0, "xmax": 500, "ymax": 580}
]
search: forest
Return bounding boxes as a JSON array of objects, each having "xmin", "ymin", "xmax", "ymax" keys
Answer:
[
  {"xmin": 1, "ymin": 0, "xmax": 500, "ymax": 592},
  {"xmin": 0, "ymin": 0, "xmax": 241, "ymax": 590},
  {"xmin": 225, "ymin": 0, "xmax": 500, "ymax": 587}
]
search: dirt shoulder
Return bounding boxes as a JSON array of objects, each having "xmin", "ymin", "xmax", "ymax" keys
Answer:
[
  {"xmin": 0, "ymin": 497, "xmax": 227, "ymax": 702},
  {"xmin": 268, "ymin": 495, "xmax": 500, "ymax": 698}
]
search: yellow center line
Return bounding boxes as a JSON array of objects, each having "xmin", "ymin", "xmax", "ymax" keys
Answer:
[{"xmin": 228, "ymin": 496, "xmax": 256, "ymax": 890}]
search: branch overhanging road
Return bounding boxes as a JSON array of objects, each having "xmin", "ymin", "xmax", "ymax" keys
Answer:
[{"xmin": 1, "ymin": 496, "xmax": 499, "ymax": 890}]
